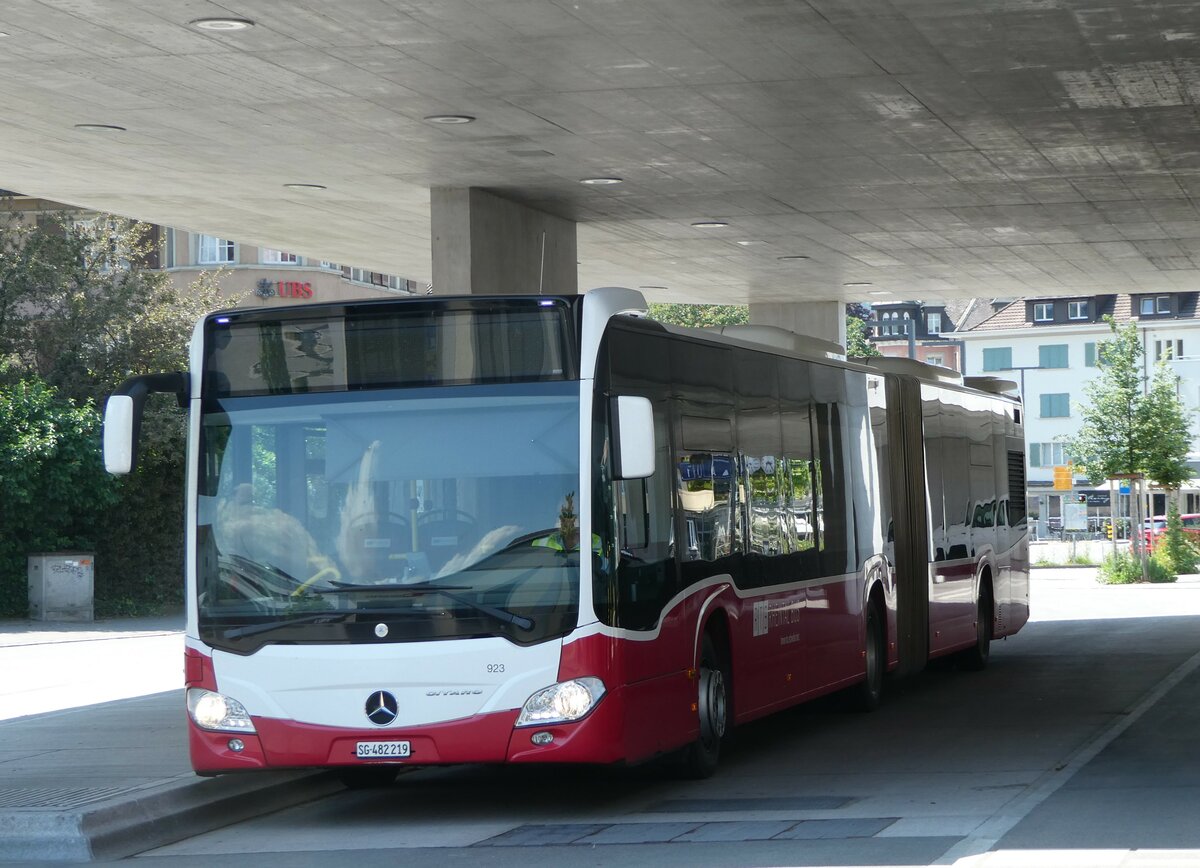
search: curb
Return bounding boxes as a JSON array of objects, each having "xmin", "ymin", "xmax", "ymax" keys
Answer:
[{"xmin": 0, "ymin": 770, "xmax": 343, "ymax": 862}]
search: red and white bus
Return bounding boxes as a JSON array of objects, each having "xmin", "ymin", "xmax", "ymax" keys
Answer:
[{"xmin": 103, "ymin": 287, "xmax": 1028, "ymax": 785}]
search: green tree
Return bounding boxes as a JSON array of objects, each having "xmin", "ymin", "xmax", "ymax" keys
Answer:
[
  {"xmin": 1068, "ymin": 317, "xmax": 1195, "ymax": 578},
  {"xmin": 0, "ymin": 376, "xmax": 119, "ymax": 614},
  {"xmin": 0, "ymin": 212, "xmax": 231, "ymax": 615},
  {"xmin": 1141, "ymin": 352, "xmax": 1192, "ymax": 490},
  {"xmin": 845, "ymin": 316, "xmax": 881, "ymax": 357},
  {"xmin": 1066, "ymin": 318, "xmax": 1144, "ymax": 484},
  {"xmin": 0, "ymin": 215, "xmax": 224, "ymax": 403},
  {"xmin": 1069, "ymin": 318, "xmax": 1193, "ymax": 489},
  {"xmin": 646, "ymin": 302, "xmax": 748, "ymax": 328},
  {"xmin": 648, "ymin": 301, "xmax": 880, "ymax": 357}
]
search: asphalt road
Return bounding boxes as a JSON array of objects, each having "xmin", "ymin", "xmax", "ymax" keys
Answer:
[{"xmin": 6, "ymin": 570, "xmax": 1200, "ymax": 867}]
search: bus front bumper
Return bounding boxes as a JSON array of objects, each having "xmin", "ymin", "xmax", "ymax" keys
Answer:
[{"xmin": 188, "ymin": 689, "xmax": 627, "ymax": 773}]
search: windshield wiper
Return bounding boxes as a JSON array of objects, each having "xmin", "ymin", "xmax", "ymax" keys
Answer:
[
  {"xmin": 222, "ymin": 610, "xmax": 354, "ymax": 640},
  {"xmin": 312, "ymin": 581, "xmax": 534, "ymax": 632},
  {"xmin": 319, "ymin": 580, "xmax": 472, "ymax": 592}
]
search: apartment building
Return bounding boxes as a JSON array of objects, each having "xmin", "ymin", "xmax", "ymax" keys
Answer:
[
  {"xmin": 869, "ymin": 299, "xmax": 996, "ymax": 372},
  {"xmin": 959, "ymin": 293, "xmax": 1200, "ymax": 530}
]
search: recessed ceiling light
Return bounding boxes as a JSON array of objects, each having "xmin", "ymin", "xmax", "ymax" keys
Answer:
[
  {"xmin": 691, "ymin": 221, "xmax": 729, "ymax": 228},
  {"xmin": 868, "ymin": 290, "xmax": 892, "ymax": 296},
  {"xmin": 639, "ymin": 285, "xmax": 668, "ymax": 290},
  {"xmin": 189, "ymin": 17, "xmax": 255, "ymax": 31},
  {"xmin": 579, "ymin": 177, "xmax": 623, "ymax": 185},
  {"xmin": 736, "ymin": 240, "xmax": 764, "ymax": 246},
  {"xmin": 423, "ymin": 114, "xmax": 475, "ymax": 125},
  {"xmin": 73, "ymin": 123, "xmax": 126, "ymax": 132},
  {"xmin": 777, "ymin": 255, "xmax": 811, "ymax": 261},
  {"xmin": 843, "ymin": 282, "xmax": 874, "ymax": 287},
  {"xmin": 283, "ymin": 183, "xmax": 327, "ymax": 191}
]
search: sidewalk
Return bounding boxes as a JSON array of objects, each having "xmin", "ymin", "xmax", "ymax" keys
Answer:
[
  {"xmin": 0, "ymin": 616, "xmax": 338, "ymax": 862},
  {"xmin": 0, "ymin": 614, "xmax": 186, "ymax": 647}
]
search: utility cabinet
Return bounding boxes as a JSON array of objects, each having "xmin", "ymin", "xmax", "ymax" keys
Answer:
[{"xmin": 28, "ymin": 553, "xmax": 94, "ymax": 621}]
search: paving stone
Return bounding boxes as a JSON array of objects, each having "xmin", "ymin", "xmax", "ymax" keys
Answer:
[
  {"xmin": 674, "ymin": 821, "xmax": 798, "ymax": 842},
  {"xmin": 574, "ymin": 822, "xmax": 701, "ymax": 844},
  {"xmin": 476, "ymin": 824, "xmax": 608, "ymax": 847},
  {"xmin": 772, "ymin": 818, "xmax": 897, "ymax": 839},
  {"xmin": 648, "ymin": 796, "xmax": 854, "ymax": 812}
]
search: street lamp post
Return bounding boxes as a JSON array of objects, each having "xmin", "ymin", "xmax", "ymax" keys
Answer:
[{"xmin": 1006, "ymin": 365, "xmax": 1051, "ymax": 538}]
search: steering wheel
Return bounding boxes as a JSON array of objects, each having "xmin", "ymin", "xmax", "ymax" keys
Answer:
[
  {"xmin": 291, "ymin": 564, "xmax": 341, "ymax": 598},
  {"xmin": 345, "ymin": 511, "xmax": 411, "ymax": 532},
  {"xmin": 417, "ymin": 509, "xmax": 476, "ymax": 527}
]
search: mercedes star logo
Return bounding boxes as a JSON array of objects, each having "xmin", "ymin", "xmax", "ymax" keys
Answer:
[{"xmin": 365, "ymin": 690, "xmax": 398, "ymax": 726}]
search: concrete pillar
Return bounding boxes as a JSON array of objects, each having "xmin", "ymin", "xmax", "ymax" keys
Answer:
[
  {"xmin": 749, "ymin": 301, "xmax": 846, "ymax": 350},
  {"xmin": 430, "ymin": 187, "xmax": 577, "ymax": 296}
]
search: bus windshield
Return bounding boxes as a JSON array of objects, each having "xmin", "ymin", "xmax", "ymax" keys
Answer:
[{"xmin": 196, "ymin": 382, "xmax": 581, "ymax": 653}]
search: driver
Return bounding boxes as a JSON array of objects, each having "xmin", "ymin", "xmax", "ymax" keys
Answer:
[{"xmin": 215, "ymin": 483, "xmax": 339, "ymax": 587}]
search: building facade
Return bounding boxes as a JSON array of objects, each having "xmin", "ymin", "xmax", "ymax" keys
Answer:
[
  {"xmin": 868, "ymin": 299, "xmax": 997, "ymax": 372},
  {"xmin": 959, "ymin": 293, "xmax": 1200, "ymax": 532},
  {"xmin": 158, "ymin": 228, "xmax": 421, "ymax": 308},
  {"xmin": 0, "ymin": 193, "xmax": 421, "ymax": 309}
]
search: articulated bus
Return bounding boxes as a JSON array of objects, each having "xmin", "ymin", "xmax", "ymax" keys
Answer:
[{"xmin": 103, "ymin": 287, "xmax": 1028, "ymax": 785}]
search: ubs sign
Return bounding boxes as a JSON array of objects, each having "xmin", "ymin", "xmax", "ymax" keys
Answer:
[{"xmin": 255, "ymin": 278, "xmax": 313, "ymax": 300}]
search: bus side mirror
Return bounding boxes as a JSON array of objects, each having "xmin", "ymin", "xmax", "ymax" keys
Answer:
[
  {"xmin": 103, "ymin": 395, "xmax": 136, "ymax": 474},
  {"xmin": 103, "ymin": 372, "xmax": 189, "ymax": 475},
  {"xmin": 613, "ymin": 395, "xmax": 655, "ymax": 480}
]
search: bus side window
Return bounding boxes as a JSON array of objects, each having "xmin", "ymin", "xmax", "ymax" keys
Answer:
[{"xmin": 678, "ymin": 452, "xmax": 733, "ymax": 562}]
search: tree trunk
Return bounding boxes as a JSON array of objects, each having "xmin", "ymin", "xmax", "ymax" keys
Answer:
[
  {"xmin": 1137, "ymin": 478, "xmax": 1150, "ymax": 582},
  {"xmin": 1110, "ymin": 479, "xmax": 1117, "ymax": 559}
]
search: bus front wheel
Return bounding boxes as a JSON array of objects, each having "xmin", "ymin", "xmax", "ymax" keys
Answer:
[{"xmin": 678, "ymin": 633, "xmax": 729, "ymax": 779}]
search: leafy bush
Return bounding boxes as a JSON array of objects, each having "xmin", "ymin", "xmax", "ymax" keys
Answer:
[
  {"xmin": 1154, "ymin": 502, "xmax": 1200, "ymax": 576},
  {"xmin": 1098, "ymin": 553, "xmax": 1138, "ymax": 584},
  {"xmin": 93, "ymin": 400, "xmax": 187, "ymax": 616},
  {"xmin": 1098, "ymin": 551, "xmax": 1174, "ymax": 584},
  {"xmin": 0, "ymin": 377, "xmax": 118, "ymax": 616},
  {"xmin": 1147, "ymin": 550, "xmax": 1179, "ymax": 583},
  {"xmin": 0, "ymin": 215, "xmax": 230, "ymax": 616}
]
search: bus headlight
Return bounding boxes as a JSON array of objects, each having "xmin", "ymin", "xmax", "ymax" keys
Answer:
[
  {"xmin": 515, "ymin": 677, "xmax": 606, "ymax": 727},
  {"xmin": 186, "ymin": 688, "xmax": 257, "ymax": 733}
]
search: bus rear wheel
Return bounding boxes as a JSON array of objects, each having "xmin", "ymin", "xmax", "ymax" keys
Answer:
[
  {"xmin": 961, "ymin": 583, "xmax": 993, "ymax": 671},
  {"xmin": 852, "ymin": 600, "xmax": 886, "ymax": 712},
  {"xmin": 677, "ymin": 633, "xmax": 729, "ymax": 779}
]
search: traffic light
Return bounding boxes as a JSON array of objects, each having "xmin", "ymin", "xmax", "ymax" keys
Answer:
[{"xmin": 1106, "ymin": 520, "xmax": 1114, "ymax": 539}]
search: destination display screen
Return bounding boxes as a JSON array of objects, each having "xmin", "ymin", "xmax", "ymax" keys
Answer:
[{"xmin": 204, "ymin": 298, "xmax": 575, "ymax": 397}]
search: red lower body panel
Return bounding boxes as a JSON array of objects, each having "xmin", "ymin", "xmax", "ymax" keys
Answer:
[{"xmin": 189, "ymin": 689, "xmax": 630, "ymax": 773}]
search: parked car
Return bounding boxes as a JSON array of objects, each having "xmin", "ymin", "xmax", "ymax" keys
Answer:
[{"xmin": 1142, "ymin": 514, "xmax": 1200, "ymax": 546}]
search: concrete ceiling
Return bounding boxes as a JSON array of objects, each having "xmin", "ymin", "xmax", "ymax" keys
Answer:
[{"xmin": 5, "ymin": 1, "xmax": 1200, "ymax": 305}]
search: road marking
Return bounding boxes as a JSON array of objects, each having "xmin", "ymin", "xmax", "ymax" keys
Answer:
[{"xmin": 936, "ymin": 645, "xmax": 1200, "ymax": 864}]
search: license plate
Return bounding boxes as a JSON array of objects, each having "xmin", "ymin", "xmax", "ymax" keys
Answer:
[{"xmin": 355, "ymin": 741, "xmax": 411, "ymax": 759}]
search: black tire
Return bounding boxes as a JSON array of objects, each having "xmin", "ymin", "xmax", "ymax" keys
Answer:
[
  {"xmin": 677, "ymin": 633, "xmax": 729, "ymax": 779},
  {"xmin": 852, "ymin": 600, "xmax": 886, "ymax": 712},
  {"xmin": 960, "ymin": 582, "xmax": 993, "ymax": 671},
  {"xmin": 338, "ymin": 766, "xmax": 399, "ymax": 789}
]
